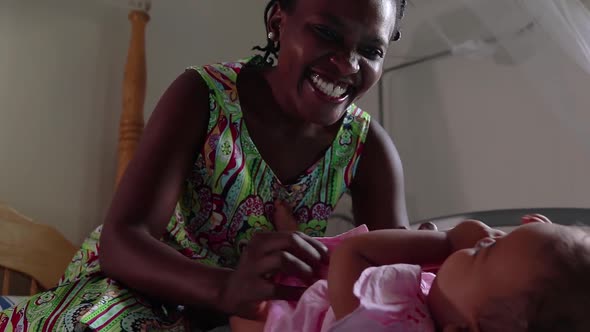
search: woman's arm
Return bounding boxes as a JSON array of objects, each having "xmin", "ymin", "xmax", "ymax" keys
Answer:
[
  {"xmin": 350, "ymin": 121, "xmax": 409, "ymax": 230},
  {"xmin": 100, "ymin": 70, "xmax": 230, "ymax": 309},
  {"xmin": 327, "ymin": 229, "xmax": 450, "ymax": 319},
  {"xmin": 100, "ymin": 70, "xmax": 329, "ymax": 319}
]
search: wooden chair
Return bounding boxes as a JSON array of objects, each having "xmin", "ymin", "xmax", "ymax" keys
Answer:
[{"xmin": 0, "ymin": 203, "xmax": 77, "ymax": 296}]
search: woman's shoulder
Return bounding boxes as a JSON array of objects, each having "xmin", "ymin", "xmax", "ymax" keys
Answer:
[
  {"xmin": 186, "ymin": 56, "xmax": 260, "ymax": 77},
  {"xmin": 340, "ymin": 104, "xmax": 372, "ymax": 146},
  {"xmin": 184, "ymin": 56, "xmax": 261, "ymax": 95},
  {"xmin": 162, "ymin": 69, "xmax": 210, "ymax": 108},
  {"xmin": 346, "ymin": 104, "xmax": 371, "ymax": 128}
]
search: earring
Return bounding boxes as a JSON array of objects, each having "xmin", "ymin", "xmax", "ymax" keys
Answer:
[{"xmin": 268, "ymin": 31, "xmax": 275, "ymax": 41}]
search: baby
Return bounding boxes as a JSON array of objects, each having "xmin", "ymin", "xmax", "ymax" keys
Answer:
[{"xmin": 232, "ymin": 217, "xmax": 590, "ymax": 331}]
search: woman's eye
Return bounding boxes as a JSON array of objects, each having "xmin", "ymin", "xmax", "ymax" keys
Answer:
[
  {"xmin": 360, "ymin": 47, "xmax": 384, "ymax": 60},
  {"xmin": 314, "ymin": 25, "xmax": 339, "ymax": 41}
]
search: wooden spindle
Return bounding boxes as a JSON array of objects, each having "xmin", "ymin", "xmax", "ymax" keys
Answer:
[
  {"xmin": 29, "ymin": 279, "xmax": 38, "ymax": 296},
  {"xmin": 116, "ymin": 9, "xmax": 149, "ymax": 186},
  {"xmin": 2, "ymin": 268, "xmax": 10, "ymax": 295}
]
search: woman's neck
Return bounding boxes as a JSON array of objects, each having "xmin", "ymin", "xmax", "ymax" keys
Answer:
[{"xmin": 241, "ymin": 65, "xmax": 330, "ymax": 137}]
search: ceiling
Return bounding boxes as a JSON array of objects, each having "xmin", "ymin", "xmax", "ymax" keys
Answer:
[
  {"xmin": 99, "ymin": 0, "xmax": 590, "ymax": 70},
  {"xmin": 386, "ymin": 0, "xmax": 590, "ymax": 68},
  {"xmin": 385, "ymin": 0, "xmax": 488, "ymax": 67}
]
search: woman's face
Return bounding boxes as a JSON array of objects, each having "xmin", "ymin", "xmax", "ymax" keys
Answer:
[{"xmin": 268, "ymin": 0, "xmax": 398, "ymax": 126}]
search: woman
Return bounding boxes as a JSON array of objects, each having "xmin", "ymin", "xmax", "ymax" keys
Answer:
[{"xmin": 0, "ymin": 0, "xmax": 421, "ymax": 331}]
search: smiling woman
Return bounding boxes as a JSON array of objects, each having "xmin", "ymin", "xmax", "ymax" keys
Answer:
[
  {"xmin": 0, "ymin": 0, "xmax": 417, "ymax": 331},
  {"xmin": 255, "ymin": 0, "xmax": 404, "ymax": 126}
]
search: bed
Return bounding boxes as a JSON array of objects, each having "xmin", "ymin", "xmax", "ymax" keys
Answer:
[{"xmin": 412, "ymin": 208, "xmax": 590, "ymax": 231}]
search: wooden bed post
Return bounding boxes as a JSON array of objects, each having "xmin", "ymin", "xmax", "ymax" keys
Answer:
[{"xmin": 116, "ymin": 4, "xmax": 150, "ymax": 187}]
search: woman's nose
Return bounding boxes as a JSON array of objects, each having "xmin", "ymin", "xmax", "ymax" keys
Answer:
[{"xmin": 329, "ymin": 51, "xmax": 360, "ymax": 76}]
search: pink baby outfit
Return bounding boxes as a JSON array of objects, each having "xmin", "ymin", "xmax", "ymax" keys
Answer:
[{"xmin": 265, "ymin": 225, "xmax": 436, "ymax": 332}]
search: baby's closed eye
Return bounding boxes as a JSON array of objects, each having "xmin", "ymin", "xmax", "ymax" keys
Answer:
[{"xmin": 474, "ymin": 237, "xmax": 497, "ymax": 255}]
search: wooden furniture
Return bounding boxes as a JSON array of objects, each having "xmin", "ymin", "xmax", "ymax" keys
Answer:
[
  {"xmin": 0, "ymin": 204, "xmax": 77, "ymax": 296},
  {"xmin": 116, "ymin": 2, "xmax": 150, "ymax": 186},
  {"xmin": 0, "ymin": 1, "xmax": 151, "ymax": 298},
  {"xmin": 0, "ymin": 0, "xmax": 150, "ymax": 306}
]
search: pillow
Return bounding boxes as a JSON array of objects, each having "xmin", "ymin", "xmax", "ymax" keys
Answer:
[{"xmin": 0, "ymin": 296, "xmax": 28, "ymax": 311}]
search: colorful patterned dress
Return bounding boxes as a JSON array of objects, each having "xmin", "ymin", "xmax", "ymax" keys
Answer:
[{"xmin": 0, "ymin": 56, "xmax": 371, "ymax": 332}]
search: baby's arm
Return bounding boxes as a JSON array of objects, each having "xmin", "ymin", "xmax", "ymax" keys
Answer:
[
  {"xmin": 327, "ymin": 229, "xmax": 451, "ymax": 319},
  {"xmin": 228, "ymin": 301, "xmax": 268, "ymax": 332},
  {"xmin": 327, "ymin": 220, "xmax": 500, "ymax": 319},
  {"xmin": 230, "ymin": 316, "xmax": 265, "ymax": 332}
]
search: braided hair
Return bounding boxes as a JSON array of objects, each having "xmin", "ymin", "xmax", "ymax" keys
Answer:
[{"xmin": 252, "ymin": 0, "xmax": 408, "ymax": 64}]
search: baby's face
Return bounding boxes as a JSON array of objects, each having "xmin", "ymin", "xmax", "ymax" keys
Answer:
[{"xmin": 428, "ymin": 222, "xmax": 561, "ymax": 327}]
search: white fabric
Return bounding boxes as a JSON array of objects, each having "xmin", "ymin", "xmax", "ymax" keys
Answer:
[
  {"xmin": 451, "ymin": 0, "xmax": 590, "ymax": 151},
  {"xmin": 459, "ymin": 0, "xmax": 590, "ymax": 74},
  {"xmin": 521, "ymin": 0, "xmax": 590, "ymax": 74}
]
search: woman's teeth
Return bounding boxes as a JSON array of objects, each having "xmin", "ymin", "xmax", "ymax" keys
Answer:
[{"xmin": 310, "ymin": 73, "xmax": 348, "ymax": 98}]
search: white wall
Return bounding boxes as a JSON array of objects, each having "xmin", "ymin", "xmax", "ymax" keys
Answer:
[
  {"xmin": 379, "ymin": 50, "xmax": 590, "ymax": 223},
  {"xmin": 344, "ymin": 0, "xmax": 590, "ymax": 224},
  {"xmin": 143, "ymin": 0, "xmax": 269, "ymax": 116},
  {"xmin": 0, "ymin": 0, "xmax": 267, "ymax": 244},
  {"xmin": 0, "ymin": 0, "xmax": 126, "ymax": 244}
]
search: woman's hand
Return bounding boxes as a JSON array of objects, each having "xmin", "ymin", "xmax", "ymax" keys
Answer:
[{"xmin": 218, "ymin": 201, "xmax": 328, "ymax": 319}]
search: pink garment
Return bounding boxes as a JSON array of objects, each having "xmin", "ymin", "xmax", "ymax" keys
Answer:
[
  {"xmin": 272, "ymin": 224, "xmax": 370, "ymax": 287},
  {"xmin": 265, "ymin": 225, "xmax": 436, "ymax": 332}
]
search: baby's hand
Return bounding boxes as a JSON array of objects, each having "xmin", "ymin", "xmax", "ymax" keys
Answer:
[
  {"xmin": 229, "ymin": 301, "xmax": 268, "ymax": 332},
  {"xmin": 273, "ymin": 200, "xmax": 298, "ymax": 232},
  {"xmin": 447, "ymin": 220, "xmax": 504, "ymax": 252},
  {"xmin": 522, "ymin": 214, "xmax": 552, "ymax": 224},
  {"xmin": 230, "ymin": 315, "xmax": 266, "ymax": 332}
]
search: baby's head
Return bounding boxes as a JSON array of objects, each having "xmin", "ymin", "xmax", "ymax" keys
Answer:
[{"xmin": 428, "ymin": 222, "xmax": 590, "ymax": 331}]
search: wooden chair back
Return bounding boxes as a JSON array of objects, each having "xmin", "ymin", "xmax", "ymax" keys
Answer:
[{"xmin": 0, "ymin": 203, "xmax": 77, "ymax": 295}]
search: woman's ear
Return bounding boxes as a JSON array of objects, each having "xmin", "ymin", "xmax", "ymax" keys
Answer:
[{"xmin": 266, "ymin": 2, "xmax": 285, "ymax": 38}]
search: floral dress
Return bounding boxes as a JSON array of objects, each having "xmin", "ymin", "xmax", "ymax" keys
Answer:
[{"xmin": 0, "ymin": 55, "xmax": 371, "ymax": 332}]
